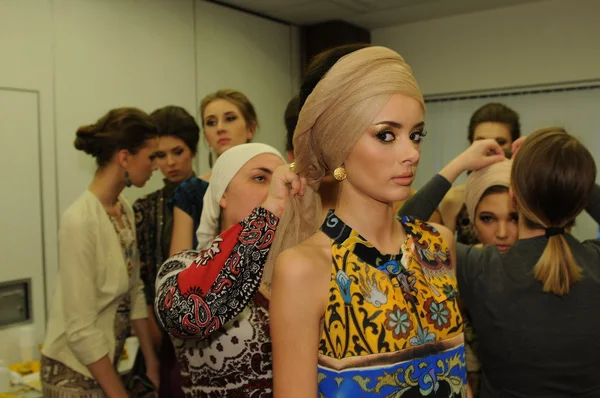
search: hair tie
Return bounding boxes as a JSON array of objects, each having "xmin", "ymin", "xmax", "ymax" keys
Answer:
[{"xmin": 545, "ymin": 226, "xmax": 565, "ymax": 238}]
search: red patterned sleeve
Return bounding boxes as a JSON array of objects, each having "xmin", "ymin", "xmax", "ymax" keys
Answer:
[{"xmin": 154, "ymin": 207, "xmax": 278, "ymax": 340}]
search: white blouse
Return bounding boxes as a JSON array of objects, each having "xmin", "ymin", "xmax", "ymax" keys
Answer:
[{"xmin": 42, "ymin": 190, "xmax": 147, "ymax": 378}]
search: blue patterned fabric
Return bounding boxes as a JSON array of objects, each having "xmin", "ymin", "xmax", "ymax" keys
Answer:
[{"xmin": 170, "ymin": 177, "xmax": 209, "ymax": 248}]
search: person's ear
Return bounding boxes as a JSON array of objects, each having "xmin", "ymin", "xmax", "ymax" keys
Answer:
[
  {"xmin": 246, "ymin": 123, "xmax": 257, "ymax": 141},
  {"xmin": 508, "ymin": 185, "xmax": 518, "ymax": 210},
  {"xmin": 219, "ymin": 192, "xmax": 228, "ymax": 210},
  {"xmin": 116, "ymin": 149, "xmax": 129, "ymax": 169}
]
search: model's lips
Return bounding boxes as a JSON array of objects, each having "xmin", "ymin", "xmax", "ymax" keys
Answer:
[
  {"xmin": 168, "ymin": 170, "xmax": 179, "ymax": 177},
  {"xmin": 496, "ymin": 244, "xmax": 511, "ymax": 252},
  {"xmin": 217, "ymin": 138, "xmax": 231, "ymax": 146},
  {"xmin": 391, "ymin": 173, "xmax": 414, "ymax": 185}
]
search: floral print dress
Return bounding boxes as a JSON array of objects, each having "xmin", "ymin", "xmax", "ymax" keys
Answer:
[{"xmin": 317, "ymin": 211, "xmax": 467, "ymax": 397}]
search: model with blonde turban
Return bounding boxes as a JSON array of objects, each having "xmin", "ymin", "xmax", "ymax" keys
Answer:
[{"xmin": 269, "ymin": 45, "xmax": 502, "ymax": 397}]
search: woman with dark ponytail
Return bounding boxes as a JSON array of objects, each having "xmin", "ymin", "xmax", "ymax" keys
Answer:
[
  {"xmin": 509, "ymin": 128, "xmax": 593, "ymax": 295},
  {"xmin": 403, "ymin": 127, "xmax": 600, "ymax": 396},
  {"xmin": 41, "ymin": 108, "xmax": 161, "ymax": 398},
  {"xmin": 458, "ymin": 128, "xmax": 600, "ymax": 397}
]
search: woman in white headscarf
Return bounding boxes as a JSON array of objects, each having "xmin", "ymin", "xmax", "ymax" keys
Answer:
[{"xmin": 155, "ymin": 143, "xmax": 289, "ymax": 397}]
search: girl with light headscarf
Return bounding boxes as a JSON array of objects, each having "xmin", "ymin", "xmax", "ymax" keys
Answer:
[
  {"xmin": 155, "ymin": 143, "xmax": 297, "ymax": 397},
  {"xmin": 268, "ymin": 45, "xmax": 503, "ymax": 397}
]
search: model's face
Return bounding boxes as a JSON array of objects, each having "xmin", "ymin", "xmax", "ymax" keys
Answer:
[
  {"xmin": 474, "ymin": 191, "xmax": 518, "ymax": 252},
  {"xmin": 343, "ymin": 94, "xmax": 425, "ymax": 204},
  {"xmin": 473, "ymin": 122, "xmax": 512, "ymax": 150},
  {"xmin": 203, "ymin": 99, "xmax": 255, "ymax": 156},
  {"xmin": 154, "ymin": 135, "xmax": 195, "ymax": 183}
]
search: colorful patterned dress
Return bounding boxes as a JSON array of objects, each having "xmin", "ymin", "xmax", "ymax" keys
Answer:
[{"xmin": 318, "ymin": 211, "xmax": 467, "ymax": 397}]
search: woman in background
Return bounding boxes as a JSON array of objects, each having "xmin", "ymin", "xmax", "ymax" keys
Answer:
[
  {"xmin": 169, "ymin": 89, "xmax": 259, "ymax": 254},
  {"xmin": 439, "ymin": 103, "xmax": 520, "ymax": 244},
  {"xmin": 457, "ymin": 128, "xmax": 600, "ymax": 396},
  {"xmin": 464, "ymin": 159, "xmax": 517, "ymax": 252},
  {"xmin": 130, "ymin": 106, "xmax": 199, "ymax": 398},
  {"xmin": 156, "ymin": 143, "xmax": 286, "ymax": 397},
  {"xmin": 405, "ymin": 128, "xmax": 600, "ymax": 396},
  {"xmin": 41, "ymin": 108, "xmax": 160, "ymax": 398},
  {"xmin": 461, "ymin": 159, "xmax": 516, "ymax": 396}
]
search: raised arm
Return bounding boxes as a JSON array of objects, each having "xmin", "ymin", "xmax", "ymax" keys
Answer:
[
  {"xmin": 155, "ymin": 165, "xmax": 305, "ymax": 340},
  {"xmin": 156, "ymin": 207, "xmax": 279, "ymax": 339},
  {"xmin": 399, "ymin": 174, "xmax": 452, "ymax": 220},
  {"xmin": 399, "ymin": 139, "xmax": 505, "ymax": 222}
]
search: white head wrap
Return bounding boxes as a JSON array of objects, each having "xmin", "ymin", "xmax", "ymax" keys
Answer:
[{"xmin": 196, "ymin": 143, "xmax": 285, "ymax": 250}]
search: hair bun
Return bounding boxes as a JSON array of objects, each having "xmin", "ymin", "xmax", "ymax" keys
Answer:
[{"xmin": 74, "ymin": 124, "xmax": 101, "ymax": 157}]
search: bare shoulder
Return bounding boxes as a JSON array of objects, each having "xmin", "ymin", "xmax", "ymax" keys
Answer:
[
  {"xmin": 272, "ymin": 231, "xmax": 332, "ymax": 315},
  {"xmin": 198, "ymin": 171, "xmax": 212, "ymax": 182},
  {"xmin": 428, "ymin": 222, "xmax": 455, "ymax": 249},
  {"xmin": 275, "ymin": 231, "xmax": 331, "ymax": 280},
  {"xmin": 444, "ymin": 184, "xmax": 466, "ymax": 203}
]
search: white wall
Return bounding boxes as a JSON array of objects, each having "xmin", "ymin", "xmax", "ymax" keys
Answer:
[
  {"xmin": 0, "ymin": 0, "xmax": 299, "ymax": 366},
  {"xmin": 53, "ymin": 0, "xmax": 198, "ymax": 213},
  {"xmin": 0, "ymin": 0, "xmax": 58, "ymax": 364},
  {"xmin": 373, "ymin": 0, "xmax": 600, "ymax": 241},
  {"xmin": 195, "ymin": 1, "xmax": 300, "ymax": 175},
  {"xmin": 372, "ymin": 0, "xmax": 600, "ymax": 96}
]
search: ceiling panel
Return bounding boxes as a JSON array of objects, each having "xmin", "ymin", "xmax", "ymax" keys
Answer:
[
  {"xmin": 213, "ymin": 0, "xmax": 548, "ymax": 29},
  {"xmin": 268, "ymin": 1, "xmax": 357, "ymax": 25}
]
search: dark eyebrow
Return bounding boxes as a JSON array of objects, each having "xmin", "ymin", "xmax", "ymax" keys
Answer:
[
  {"xmin": 372, "ymin": 121, "xmax": 425, "ymax": 130},
  {"xmin": 253, "ymin": 167, "xmax": 273, "ymax": 174}
]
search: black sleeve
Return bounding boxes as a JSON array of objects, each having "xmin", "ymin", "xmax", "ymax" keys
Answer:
[
  {"xmin": 399, "ymin": 174, "xmax": 452, "ymax": 220},
  {"xmin": 455, "ymin": 242, "xmax": 487, "ymax": 307},
  {"xmin": 585, "ymin": 184, "xmax": 600, "ymax": 225}
]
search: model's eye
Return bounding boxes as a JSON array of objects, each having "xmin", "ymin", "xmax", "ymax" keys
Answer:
[{"xmin": 376, "ymin": 130, "xmax": 395, "ymax": 143}]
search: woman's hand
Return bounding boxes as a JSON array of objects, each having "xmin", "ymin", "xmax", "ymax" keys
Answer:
[
  {"xmin": 262, "ymin": 165, "xmax": 307, "ymax": 217},
  {"xmin": 440, "ymin": 139, "xmax": 505, "ymax": 183},
  {"xmin": 511, "ymin": 136, "xmax": 527, "ymax": 158}
]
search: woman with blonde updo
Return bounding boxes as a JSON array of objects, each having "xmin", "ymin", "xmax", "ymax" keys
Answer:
[{"xmin": 169, "ymin": 89, "xmax": 259, "ymax": 255}]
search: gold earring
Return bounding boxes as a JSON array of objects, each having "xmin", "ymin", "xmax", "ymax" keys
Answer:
[{"xmin": 333, "ymin": 166, "xmax": 347, "ymax": 181}]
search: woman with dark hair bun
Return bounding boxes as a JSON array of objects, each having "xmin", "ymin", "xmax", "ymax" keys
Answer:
[
  {"xmin": 41, "ymin": 107, "xmax": 160, "ymax": 398},
  {"xmin": 130, "ymin": 105, "xmax": 200, "ymax": 398}
]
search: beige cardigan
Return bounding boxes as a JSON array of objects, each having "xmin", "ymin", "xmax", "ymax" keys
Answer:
[{"xmin": 42, "ymin": 190, "xmax": 147, "ymax": 378}]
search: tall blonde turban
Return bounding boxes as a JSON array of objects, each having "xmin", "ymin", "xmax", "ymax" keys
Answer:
[
  {"xmin": 465, "ymin": 159, "xmax": 513, "ymax": 220},
  {"xmin": 263, "ymin": 46, "xmax": 424, "ymax": 289}
]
